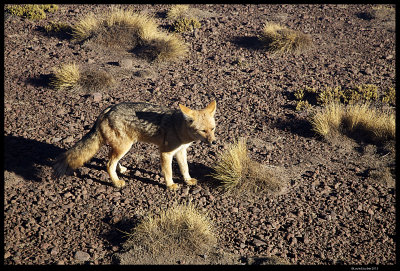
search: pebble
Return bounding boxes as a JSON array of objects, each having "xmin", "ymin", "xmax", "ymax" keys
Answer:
[
  {"xmin": 50, "ymin": 247, "xmax": 59, "ymax": 256},
  {"xmin": 119, "ymin": 58, "xmax": 133, "ymax": 69},
  {"xmin": 4, "ymin": 251, "xmax": 11, "ymax": 259},
  {"xmin": 63, "ymin": 136, "xmax": 75, "ymax": 143},
  {"xmin": 74, "ymin": 251, "xmax": 90, "ymax": 262},
  {"xmin": 253, "ymin": 238, "xmax": 267, "ymax": 247},
  {"xmin": 92, "ymin": 92, "xmax": 102, "ymax": 102},
  {"xmin": 230, "ymin": 207, "xmax": 239, "ymax": 213},
  {"xmin": 192, "ymin": 186, "xmax": 202, "ymax": 194}
]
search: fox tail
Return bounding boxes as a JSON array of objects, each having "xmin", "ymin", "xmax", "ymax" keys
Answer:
[{"xmin": 53, "ymin": 125, "xmax": 103, "ymax": 178}]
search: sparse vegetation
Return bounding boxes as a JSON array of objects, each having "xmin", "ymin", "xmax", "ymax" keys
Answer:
[
  {"xmin": 50, "ymin": 63, "xmax": 81, "ymax": 90},
  {"xmin": 173, "ymin": 17, "xmax": 201, "ymax": 33},
  {"xmin": 122, "ymin": 203, "xmax": 217, "ymax": 263},
  {"xmin": 296, "ymin": 100, "xmax": 312, "ymax": 111},
  {"xmin": 167, "ymin": 5, "xmax": 202, "ymax": 33},
  {"xmin": 259, "ymin": 22, "xmax": 312, "ymax": 54},
  {"xmin": 382, "ymin": 87, "xmax": 395, "ymax": 106},
  {"xmin": 310, "ymin": 101, "xmax": 395, "ymax": 144},
  {"xmin": 51, "ymin": 63, "xmax": 115, "ymax": 92},
  {"xmin": 166, "ymin": 4, "xmax": 190, "ymax": 21},
  {"xmin": 294, "ymin": 84, "xmax": 395, "ymax": 110},
  {"xmin": 6, "ymin": 4, "xmax": 58, "ymax": 20},
  {"xmin": 210, "ymin": 138, "xmax": 284, "ymax": 196},
  {"xmin": 44, "ymin": 21, "xmax": 73, "ymax": 35},
  {"xmin": 71, "ymin": 7, "xmax": 187, "ymax": 62}
]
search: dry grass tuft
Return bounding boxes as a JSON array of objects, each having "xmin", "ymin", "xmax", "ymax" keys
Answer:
[
  {"xmin": 79, "ymin": 69, "xmax": 116, "ymax": 93},
  {"xmin": 368, "ymin": 166, "xmax": 395, "ymax": 188},
  {"xmin": 166, "ymin": 4, "xmax": 190, "ymax": 20},
  {"xmin": 51, "ymin": 63, "xmax": 115, "ymax": 92},
  {"xmin": 210, "ymin": 138, "xmax": 284, "ymax": 196},
  {"xmin": 71, "ymin": 8, "xmax": 187, "ymax": 62},
  {"xmin": 310, "ymin": 102, "xmax": 395, "ymax": 144},
  {"xmin": 259, "ymin": 22, "xmax": 312, "ymax": 54},
  {"xmin": 123, "ymin": 203, "xmax": 217, "ymax": 259},
  {"xmin": 50, "ymin": 63, "xmax": 80, "ymax": 90},
  {"xmin": 44, "ymin": 21, "xmax": 72, "ymax": 34}
]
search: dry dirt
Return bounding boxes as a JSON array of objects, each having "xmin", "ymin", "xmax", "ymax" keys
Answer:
[{"xmin": 3, "ymin": 4, "xmax": 396, "ymax": 266}]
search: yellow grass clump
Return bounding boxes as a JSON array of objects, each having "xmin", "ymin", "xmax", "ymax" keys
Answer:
[
  {"xmin": 71, "ymin": 8, "xmax": 187, "ymax": 62},
  {"xmin": 310, "ymin": 102, "xmax": 395, "ymax": 144},
  {"xmin": 166, "ymin": 4, "xmax": 190, "ymax": 20},
  {"xmin": 51, "ymin": 63, "xmax": 115, "ymax": 92},
  {"xmin": 210, "ymin": 138, "xmax": 284, "ymax": 196},
  {"xmin": 259, "ymin": 22, "xmax": 312, "ymax": 54},
  {"xmin": 50, "ymin": 63, "xmax": 80, "ymax": 90},
  {"xmin": 124, "ymin": 204, "xmax": 217, "ymax": 257}
]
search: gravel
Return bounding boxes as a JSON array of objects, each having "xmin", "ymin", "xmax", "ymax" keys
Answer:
[{"xmin": 4, "ymin": 4, "xmax": 395, "ymax": 265}]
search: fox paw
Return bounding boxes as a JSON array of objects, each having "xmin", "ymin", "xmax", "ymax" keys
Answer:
[
  {"xmin": 117, "ymin": 165, "xmax": 127, "ymax": 174},
  {"xmin": 167, "ymin": 183, "xmax": 180, "ymax": 191},
  {"xmin": 113, "ymin": 179, "xmax": 126, "ymax": 188},
  {"xmin": 185, "ymin": 178, "xmax": 198, "ymax": 186}
]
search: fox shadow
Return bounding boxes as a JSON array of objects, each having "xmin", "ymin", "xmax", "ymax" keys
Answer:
[{"xmin": 4, "ymin": 135, "xmax": 64, "ymax": 182}]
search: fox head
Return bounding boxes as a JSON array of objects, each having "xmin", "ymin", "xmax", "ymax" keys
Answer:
[{"xmin": 179, "ymin": 101, "xmax": 217, "ymax": 146}]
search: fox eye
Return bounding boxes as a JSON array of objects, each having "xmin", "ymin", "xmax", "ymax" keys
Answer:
[{"xmin": 201, "ymin": 130, "xmax": 206, "ymax": 133}]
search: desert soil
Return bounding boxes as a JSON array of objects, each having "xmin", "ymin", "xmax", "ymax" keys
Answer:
[{"xmin": 3, "ymin": 4, "xmax": 396, "ymax": 265}]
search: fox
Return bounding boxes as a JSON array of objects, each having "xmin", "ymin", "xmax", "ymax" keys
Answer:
[{"xmin": 53, "ymin": 100, "xmax": 217, "ymax": 190}]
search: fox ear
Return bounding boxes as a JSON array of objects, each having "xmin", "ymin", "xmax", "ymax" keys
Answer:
[
  {"xmin": 204, "ymin": 100, "xmax": 216, "ymax": 116},
  {"xmin": 179, "ymin": 104, "xmax": 194, "ymax": 121}
]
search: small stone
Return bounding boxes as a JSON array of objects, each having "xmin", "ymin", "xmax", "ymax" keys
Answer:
[
  {"xmin": 230, "ymin": 207, "xmax": 239, "ymax": 213},
  {"xmin": 192, "ymin": 186, "xmax": 202, "ymax": 194},
  {"xmin": 112, "ymin": 246, "xmax": 119, "ymax": 252},
  {"xmin": 64, "ymin": 192, "xmax": 73, "ymax": 198},
  {"xmin": 74, "ymin": 251, "xmax": 90, "ymax": 262},
  {"xmin": 364, "ymin": 68, "xmax": 373, "ymax": 75},
  {"xmin": 92, "ymin": 92, "xmax": 102, "ymax": 102},
  {"xmin": 50, "ymin": 247, "xmax": 59, "ymax": 255},
  {"xmin": 253, "ymin": 238, "xmax": 267, "ymax": 247},
  {"xmin": 63, "ymin": 136, "xmax": 75, "ymax": 143},
  {"xmin": 119, "ymin": 58, "xmax": 133, "ymax": 69},
  {"xmin": 177, "ymin": 82, "xmax": 184, "ymax": 87},
  {"xmin": 87, "ymin": 58, "xmax": 95, "ymax": 64},
  {"xmin": 4, "ymin": 251, "xmax": 11, "ymax": 259},
  {"xmin": 52, "ymin": 137, "xmax": 62, "ymax": 143},
  {"xmin": 368, "ymin": 208, "xmax": 374, "ymax": 215},
  {"xmin": 182, "ymin": 187, "xmax": 189, "ymax": 196}
]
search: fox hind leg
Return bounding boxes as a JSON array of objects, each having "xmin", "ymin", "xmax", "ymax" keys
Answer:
[{"xmin": 107, "ymin": 141, "xmax": 133, "ymax": 188}]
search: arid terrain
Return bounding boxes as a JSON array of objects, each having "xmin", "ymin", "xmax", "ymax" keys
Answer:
[{"xmin": 4, "ymin": 4, "xmax": 396, "ymax": 265}]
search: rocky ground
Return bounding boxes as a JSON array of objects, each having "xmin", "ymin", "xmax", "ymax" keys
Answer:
[{"xmin": 4, "ymin": 4, "xmax": 396, "ymax": 265}]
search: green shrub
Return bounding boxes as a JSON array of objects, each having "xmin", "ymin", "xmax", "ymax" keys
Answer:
[
  {"xmin": 173, "ymin": 17, "xmax": 201, "ymax": 33},
  {"xmin": 382, "ymin": 87, "xmax": 395, "ymax": 106},
  {"xmin": 6, "ymin": 4, "xmax": 58, "ymax": 20}
]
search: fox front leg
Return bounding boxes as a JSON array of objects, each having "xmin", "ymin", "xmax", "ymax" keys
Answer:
[
  {"xmin": 160, "ymin": 151, "xmax": 180, "ymax": 190},
  {"xmin": 175, "ymin": 146, "xmax": 197, "ymax": 186}
]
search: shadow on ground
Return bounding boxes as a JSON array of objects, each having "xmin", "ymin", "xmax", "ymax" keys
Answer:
[
  {"xmin": 4, "ymin": 135, "xmax": 64, "ymax": 182},
  {"xmin": 231, "ymin": 36, "xmax": 263, "ymax": 50}
]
